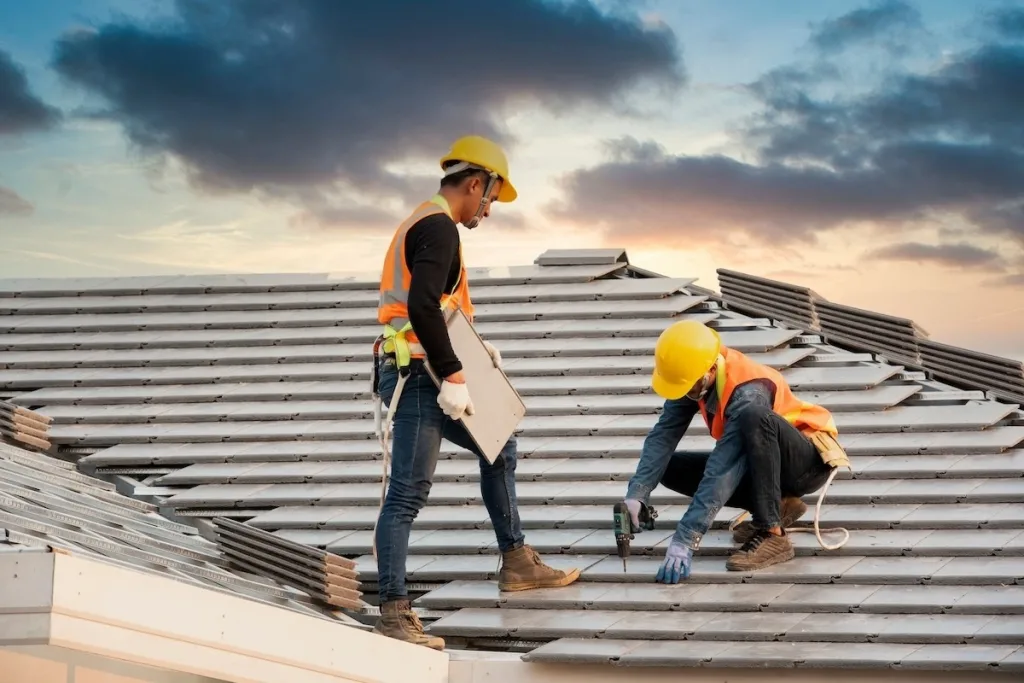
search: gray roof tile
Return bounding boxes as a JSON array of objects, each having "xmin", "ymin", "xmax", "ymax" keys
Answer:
[{"xmin": 4, "ymin": 252, "xmax": 1023, "ymax": 671}]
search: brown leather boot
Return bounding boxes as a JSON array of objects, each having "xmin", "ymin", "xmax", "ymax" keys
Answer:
[
  {"xmin": 726, "ymin": 529, "xmax": 795, "ymax": 571},
  {"xmin": 372, "ymin": 599, "xmax": 445, "ymax": 651},
  {"xmin": 732, "ymin": 496, "xmax": 807, "ymax": 544},
  {"xmin": 498, "ymin": 545, "xmax": 581, "ymax": 592}
]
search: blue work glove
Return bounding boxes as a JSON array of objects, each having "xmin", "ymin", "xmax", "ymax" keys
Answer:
[{"xmin": 655, "ymin": 539, "xmax": 693, "ymax": 584}]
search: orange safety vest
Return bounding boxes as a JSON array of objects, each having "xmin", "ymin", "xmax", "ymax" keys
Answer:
[
  {"xmin": 698, "ymin": 347, "xmax": 838, "ymax": 440},
  {"xmin": 377, "ymin": 194, "xmax": 475, "ymax": 366}
]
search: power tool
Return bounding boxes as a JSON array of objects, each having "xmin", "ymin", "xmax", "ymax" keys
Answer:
[{"xmin": 613, "ymin": 500, "xmax": 658, "ymax": 572}]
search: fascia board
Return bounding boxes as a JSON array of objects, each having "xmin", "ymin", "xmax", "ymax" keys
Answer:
[{"xmin": 43, "ymin": 551, "xmax": 448, "ymax": 683}]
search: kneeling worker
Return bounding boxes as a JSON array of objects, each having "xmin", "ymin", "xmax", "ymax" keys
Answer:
[
  {"xmin": 373, "ymin": 135, "xmax": 579, "ymax": 649},
  {"xmin": 623, "ymin": 319, "xmax": 841, "ymax": 582}
]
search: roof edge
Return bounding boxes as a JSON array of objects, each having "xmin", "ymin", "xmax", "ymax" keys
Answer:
[{"xmin": 0, "ymin": 550, "xmax": 449, "ymax": 683}]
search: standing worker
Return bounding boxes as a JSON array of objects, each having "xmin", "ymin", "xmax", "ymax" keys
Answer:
[
  {"xmin": 372, "ymin": 135, "xmax": 580, "ymax": 650},
  {"xmin": 621, "ymin": 319, "xmax": 848, "ymax": 583}
]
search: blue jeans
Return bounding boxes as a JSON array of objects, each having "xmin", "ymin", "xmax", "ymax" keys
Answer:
[
  {"xmin": 375, "ymin": 358, "xmax": 525, "ymax": 601},
  {"xmin": 664, "ymin": 404, "xmax": 832, "ymax": 548}
]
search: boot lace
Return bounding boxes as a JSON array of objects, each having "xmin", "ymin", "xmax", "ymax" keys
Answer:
[
  {"xmin": 396, "ymin": 604, "xmax": 426, "ymax": 631},
  {"xmin": 403, "ymin": 610, "xmax": 425, "ymax": 631},
  {"xmin": 738, "ymin": 529, "xmax": 773, "ymax": 554}
]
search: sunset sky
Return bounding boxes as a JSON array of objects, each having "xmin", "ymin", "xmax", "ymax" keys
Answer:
[{"xmin": 1, "ymin": 0, "xmax": 1022, "ymax": 360}]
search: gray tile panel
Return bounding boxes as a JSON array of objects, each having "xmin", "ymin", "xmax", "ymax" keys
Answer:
[
  {"xmin": 519, "ymin": 637, "xmax": 647, "ymax": 664},
  {"xmin": 909, "ymin": 529, "xmax": 1024, "ymax": 556},
  {"xmin": 9, "ymin": 383, "xmax": 924, "ymax": 415},
  {"xmin": 5, "ymin": 330, "xmax": 812, "ymax": 370},
  {"xmin": 949, "ymin": 586, "xmax": 1024, "ymax": 614},
  {"xmin": 415, "ymin": 578, "xmax": 1024, "ymax": 617},
  {"xmin": 0, "ymin": 311, "xmax": 728, "ymax": 352},
  {"xmin": 145, "ymin": 476, "xmax": 1024, "ymax": 512},
  {"xmin": 0, "ymin": 277, "xmax": 694, "ymax": 316},
  {"xmin": 929, "ymin": 557, "xmax": 1024, "ymax": 584},
  {"xmin": 523, "ymin": 638, "xmax": 935, "ymax": 668},
  {"xmin": 0, "ymin": 263, "xmax": 631, "ymax": 296},
  {"xmin": 600, "ymin": 611, "xmax": 723, "ymax": 640},
  {"xmin": 43, "ymin": 404, "xmax": 1024, "ymax": 447},
  {"xmin": 973, "ymin": 616, "xmax": 1024, "ymax": 644},
  {"xmin": 898, "ymin": 643, "xmax": 1022, "ymax": 671},
  {"xmin": 0, "ymin": 295, "xmax": 706, "ymax": 333},
  {"xmin": 75, "ymin": 432, "xmax": 1024, "ymax": 475},
  {"xmin": 6, "ymin": 350, "xmax": 880, "ymax": 391}
]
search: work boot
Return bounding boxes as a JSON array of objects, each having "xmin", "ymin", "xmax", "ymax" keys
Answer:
[
  {"xmin": 372, "ymin": 599, "xmax": 445, "ymax": 651},
  {"xmin": 732, "ymin": 496, "xmax": 807, "ymax": 544},
  {"xmin": 726, "ymin": 529, "xmax": 795, "ymax": 571},
  {"xmin": 498, "ymin": 545, "xmax": 581, "ymax": 592}
]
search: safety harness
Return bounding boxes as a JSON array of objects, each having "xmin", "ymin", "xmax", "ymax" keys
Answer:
[
  {"xmin": 370, "ymin": 195, "xmax": 467, "ymax": 560},
  {"xmin": 697, "ymin": 355, "xmax": 853, "ymax": 550}
]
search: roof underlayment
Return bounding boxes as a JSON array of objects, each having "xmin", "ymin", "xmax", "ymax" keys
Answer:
[{"xmin": 0, "ymin": 247, "xmax": 1022, "ymax": 676}]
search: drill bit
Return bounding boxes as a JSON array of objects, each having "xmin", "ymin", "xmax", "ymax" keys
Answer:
[{"xmin": 612, "ymin": 501, "xmax": 633, "ymax": 573}]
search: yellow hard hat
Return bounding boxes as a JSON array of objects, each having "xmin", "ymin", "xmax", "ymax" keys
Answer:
[
  {"xmin": 651, "ymin": 320, "xmax": 722, "ymax": 400},
  {"xmin": 439, "ymin": 135, "xmax": 517, "ymax": 203}
]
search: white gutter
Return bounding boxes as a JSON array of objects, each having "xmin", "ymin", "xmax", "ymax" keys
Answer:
[{"xmin": 0, "ymin": 548, "xmax": 448, "ymax": 683}]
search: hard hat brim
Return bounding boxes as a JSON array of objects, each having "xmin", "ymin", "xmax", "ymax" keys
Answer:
[
  {"xmin": 497, "ymin": 179, "xmax": 517, "ymax": 203},
  {"xmin": 651, "ymin": 369, "xmax": 691, "ymax": 401}
]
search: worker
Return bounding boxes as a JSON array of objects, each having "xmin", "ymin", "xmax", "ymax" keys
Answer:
[
  {"xmin": 371, "ymin": 135, "xmax": 580, "ymax": 650},
  {"xmin": 621, "ymin": 319, "xmax": 843, "ymax": 583}
]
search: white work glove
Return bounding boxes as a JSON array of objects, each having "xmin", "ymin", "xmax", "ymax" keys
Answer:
[
  {"xmin": 483, "ymin": 340, "xmax": 501, "ymax": 368},
  {"xmin": 438, "ymin": 380, "xmax": 475, "ymax": 420}
]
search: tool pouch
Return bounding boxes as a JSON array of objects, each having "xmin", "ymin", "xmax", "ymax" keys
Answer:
[{"xmin": 808, "ymin": 431, "xmax": 851, "ymax": 470}]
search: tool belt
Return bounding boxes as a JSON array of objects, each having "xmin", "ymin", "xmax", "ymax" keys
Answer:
[{"xmin": 807, "ymin": 430, "xmax": 850, "ymax": 469}]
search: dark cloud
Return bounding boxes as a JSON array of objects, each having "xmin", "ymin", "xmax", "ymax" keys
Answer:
[
  {"xmin": 0, "ymin": 50, "xmax": 62, "ymax": 135},
  {"xmin": 51, "ymin": 0, "xmax": 684, "ymax": 223},
  {"xmin": 865, "ymin": 241, "xmax": 1005, "ymax": 269},
  {"xmin": 549, "ymin": 5, "xmax": 1024, "ymax": 275},
  {"xmin": 0, "ymin": 186, "xmax": 34, "ymax": 216},
  {"xmin": 988, "ymin": 7, "xmax": 1024, "ymax": 38},
  {"xmin": 808, "ymin": 0, "xmax": 924, "ymax": 55}
]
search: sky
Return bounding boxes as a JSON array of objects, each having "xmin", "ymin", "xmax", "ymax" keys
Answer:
[{"xmin": 1, "ymin": 0, "xmax": 1022, "ymax": 360}]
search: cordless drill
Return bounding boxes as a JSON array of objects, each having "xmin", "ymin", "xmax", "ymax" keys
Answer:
[{"xmin": 613, "ymin": 500, "xmax": 658, "ymax": 572}]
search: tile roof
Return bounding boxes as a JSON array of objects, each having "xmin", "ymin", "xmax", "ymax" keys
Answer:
[
  {"xmin": 0, "ymin": 439, "xmax": 363, "ymax": 624},
  {"xmin": 1, "ymin": 247, "xmax": 1022, "ymax": 674}
]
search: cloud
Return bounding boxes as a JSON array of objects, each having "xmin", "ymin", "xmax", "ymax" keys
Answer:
[
  {"xmin": 988, "ymin": 7, "xmax": 1024, "ymax": 38},
  {"xmin": 865, "ymin": 241, "xmax": 1005, "ymax": 269},
  {"xmin": 0, "ymin": 186, "xmax": 34, "ymax": 216},
  {"xmin": 0, "ymin": 49, "xmax": 62, "ymax": 135},
  {"xmin": 548, "ymin": 5, "xmax": 1024, "ymax": 274},
  {"xmin": 808, "ymin": 0, "xmax": 924, "ymax": 55},
  {"xmin": 992, "ymin": 272, "xmax": 1024, "ymax": 287},
  {"xmin": 50, "ymin": 0, "xmax": 684, "ymax": 224}
]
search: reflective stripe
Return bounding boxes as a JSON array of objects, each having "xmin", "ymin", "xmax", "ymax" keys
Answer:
[
  {"xmin": 699, "ymin": 347, "xmax": 838, "ymax": 440},
  {"xmin": 377, "ymin": 194, "xmax": 475, "ymax": 369},
  {"xmin": 379, "ymin": 200, "xmax": 448, "ymax": 311}
]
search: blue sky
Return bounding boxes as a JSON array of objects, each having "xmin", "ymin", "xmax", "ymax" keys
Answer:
[{"xmin": 1, "ymin": 0, "xmax": 1022, "ymax": 360}]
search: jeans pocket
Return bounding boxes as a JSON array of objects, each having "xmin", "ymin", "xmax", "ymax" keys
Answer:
[{"xmin": 378, "ymin": 365, "xmax": 398, "ymax": 405}]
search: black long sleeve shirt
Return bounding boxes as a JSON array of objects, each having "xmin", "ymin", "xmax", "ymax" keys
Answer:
[{"xmin": 404, "ymin": 212, "xmax": 464, "ymax": 377}]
